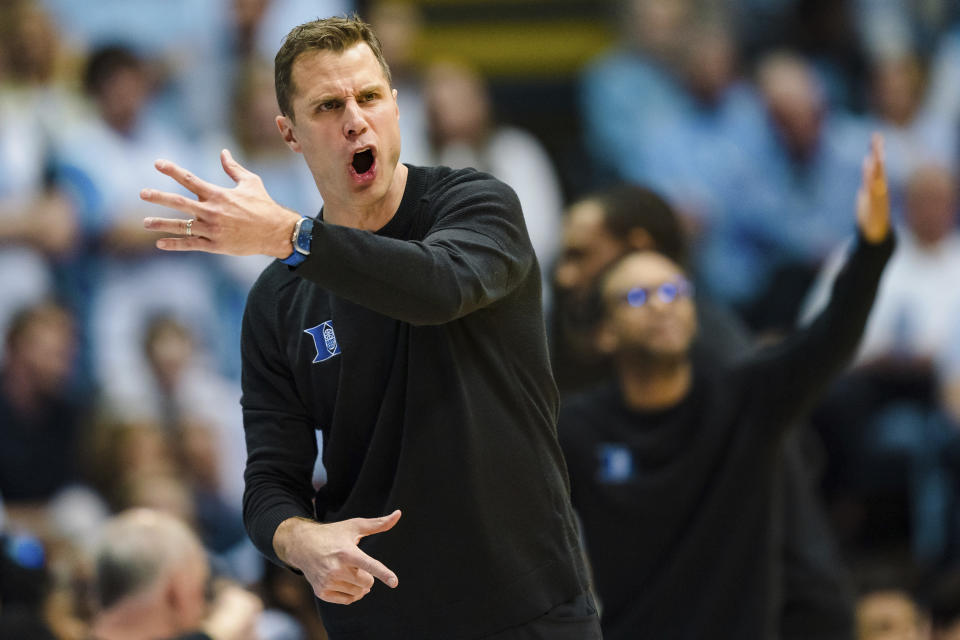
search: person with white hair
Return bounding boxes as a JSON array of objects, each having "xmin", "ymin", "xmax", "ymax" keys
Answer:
[{"xmin": 90, "ymin": 509, "xmax": 262, "ymax": 640}]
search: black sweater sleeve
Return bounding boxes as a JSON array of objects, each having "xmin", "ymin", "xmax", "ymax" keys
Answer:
[
  {"xmin": 240, "ymin": 279, "xmax": 318, "ymax": 566},
  {"xmin": 294, "ymin": 174, "xmax": 533, "ymax": 326},
  {"xmin": 744, "ymin": 230, "xmax": 895, "ymax": 432}
]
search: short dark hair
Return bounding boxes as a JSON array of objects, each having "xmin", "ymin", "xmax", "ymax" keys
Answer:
[
  {"xmin": 274, "ymin": 15, "xmax": 391, "ymax": 119},
  {"xmin": 83, "ymin": 45, "xmax": 142, "ymax": 96},
  {"xmin": 594, "ymin": 184, "xmax": 688, "ymax": 267}
]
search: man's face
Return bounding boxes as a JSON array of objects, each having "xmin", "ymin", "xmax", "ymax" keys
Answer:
[
  {"xmin": 856, "ymin": 591, "xmax": 928, "ymax": 640},
  {"xmin": 906, "ymin": 166, "xmax": 957, "ymax": 246},
  {"xmin": 97, "ymin": 66, "xmax": 150, "ymax": 135},
  {"xmin": 276, "ymin": 43, "xmax": 402, "ymax": 212},
  {"xmin": 599, "ymin": 252, "xmax": 697, "ymax": 360},
  {"xmin": 12, "ymin": 314, "xmax": 76, "ymax": 394},
  {"xmin": 554, "ymin": 200, "xmax": 626, "ymax": 297}
]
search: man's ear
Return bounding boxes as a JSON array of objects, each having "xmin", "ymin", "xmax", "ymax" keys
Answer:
[
  {"xmin": 392, "ymin": 88, "xmax": 400, "ymax": 118},
  {"xmin": 276, "ymin": 115, "xmax": 301, "ymax": 153},
  {"xmin": 164, "ymin": 574, "xmax": 184, "ymax": 616}
]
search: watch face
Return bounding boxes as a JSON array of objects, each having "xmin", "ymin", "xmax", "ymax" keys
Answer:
[{"xmin": 296, "ymin": 218, "xmax": 314, "ymax": 255}]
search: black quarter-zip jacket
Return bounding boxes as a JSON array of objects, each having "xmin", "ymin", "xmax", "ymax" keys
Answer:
[{"xmin": 240, "ymin": 165, "xmax": 588, "ymax": 639}]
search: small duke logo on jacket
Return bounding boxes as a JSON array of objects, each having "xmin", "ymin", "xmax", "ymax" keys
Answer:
[
  {"xmin": 304, "ymin": 320, "xmax": 341, "ymax": 363},
  {"xmin": 595, "ymin": 443, "xmax": 634, "ymax": 484}
]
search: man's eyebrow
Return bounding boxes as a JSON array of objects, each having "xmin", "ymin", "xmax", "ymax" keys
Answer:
[{"xmin": 308, "ymin": 94, "xmax": 340, "ymax": 107}]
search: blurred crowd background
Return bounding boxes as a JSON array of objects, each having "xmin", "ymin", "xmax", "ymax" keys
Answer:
[{"xmin": 5, "ymin": 0, "xmax": 960, "ymax": 637}]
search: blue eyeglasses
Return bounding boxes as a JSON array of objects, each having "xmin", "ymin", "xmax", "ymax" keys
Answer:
[{"xmin": 621, "ymin": 279, "xmax": 693, "ymax": 307}]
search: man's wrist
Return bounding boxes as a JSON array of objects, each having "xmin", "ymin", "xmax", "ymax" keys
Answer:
[
  {"xmin": 272, "ymin": 210, "xmax": 304, "ymax": 259},
  {"xmin": 273, "ymin": 516, "xmax": 315, "ymax": 567},
  {"xmin": 280, "ymin": 216, "xmax": 314, "ymax": 266}
]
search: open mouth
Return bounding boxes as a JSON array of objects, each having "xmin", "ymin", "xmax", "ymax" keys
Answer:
[{"xmin": 351, "ymin": 149, "xmax": 375, "ymax": 175}]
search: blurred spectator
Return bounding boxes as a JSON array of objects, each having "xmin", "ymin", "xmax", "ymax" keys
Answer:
[
  {"xmin": 42, "ymin": 0, "xmax": 353, "ymax": 137},
  {"xmin": 855, "ymin": 566, "xmax": 931, "ymax": 640},
  {"xmin": 85, "ymin": 317, "xmax": 255, "ymax": 579},
  {"xmin": 0, "ymin": 303, "xmax": 88, "ymax": 509},
  {"xmin": 0, "ymin": 531, "xmax": 57, "ymax": 639},
  {"xmin": 551, "ymin": 184, "xmax": 855, "ymax": 638},
  {"xmin": 805, "ymin": 164, "xmax": 960, "ymax": 564},
  {"xmin": 865, "ymin": 54, "xmax": 954, "ymax": 210},
  {"xmin": 551, "ymin": 185, "xmax": 687, "ymax": 394},
  {"xmin": 87, "ymin": 421, "xmax": 179, "ymax": 509},
  {"xmin": 199, "ymin": 60, "xmax": 319, "ymax": 297},
  {"xmin": 557, "ymin": 136, "xmax": 890, "ymax": 639},
  {"xmin": 807, "ymin": 165, "xmax": 960, "ymax": 369},
  {"xmin": 783, "ymin": 0, "xmax": 869, "ymax": 111},
  {"xmin": 855, "ymin": 0, "xmax": 958, "ymax": 60},
  {"xmin": 582, "ymin": 12, "xmax": 764, "ymax": 225},
  {"xmin": 581, "ymin": 11, "xmax": 868, "ymax": 330},
  {"xmin": 558, "ymin": 230, "xmax": 887, "ymax": 636},
  {"xmin": 367, "ymin": 0, "xmax": 430, "ymax": 167},
  {"xmin": 56, "ymin": 44, "xmax": 228, "ymax": 405},
  {"xmin": 86, "ymin": 415, "xmax": 252, "ymax": 584},
  {"xmin": 90, "ymin": 508, "xmax": 262, "ymax": 640},
  {"xmin": 924, "ymin": 21, "xmax": 960, "ymax": 135},
  {"xmin": 111, "ymin": 315, "xmax": 247, "ymax": 507},
  {"xmin": 0, "ymin": 0, "xmax": 81, "ymax": 353},
  {"xmin": 424, "ymin": 59, "xmax": 564, "ymax": 288},
  {"xmin": 697, "ymin": 51, "xmax": 869, "ymax": 328},
  {"xmin": 857, "ymin": 589, "xmax": 930, "ymax": 639},
  {"xmin": 579, "ymin": 0, "xmax": 698, "ymax": 187},
  {"xmin": 650, "ymin": 19, "xmax": 765, "ymax": 215},
  {"xmin": 214, "ymin": 61, "xmax": 321, "ymax": 220}
]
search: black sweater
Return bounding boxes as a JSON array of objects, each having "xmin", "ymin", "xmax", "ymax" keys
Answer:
[
  {"xmin": 558, "ymin": 232, "xmax": 893, "ymax": 640},
  {"xmin": 240, "ymin": 165, "xmax": 587, "ymax": 639}
]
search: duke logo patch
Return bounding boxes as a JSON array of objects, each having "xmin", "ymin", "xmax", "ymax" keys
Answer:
[
  {"xmin": 304, "ymin": 321, "xmax": 341, "ymax": 363},
  {"xmin": 595, "ymin": 443, "xmax": 634, "ymax": 484}
]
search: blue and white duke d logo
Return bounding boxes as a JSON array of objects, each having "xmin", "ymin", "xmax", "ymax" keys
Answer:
[
  {"xmin": 596, "ymin": 443, "xmax": 634, "ymax": 484},
  {"xmin": 304, "ymin": 320, "xmax": 341, "ymax": 363}
]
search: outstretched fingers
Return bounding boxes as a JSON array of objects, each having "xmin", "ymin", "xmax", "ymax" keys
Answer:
[
  {"xmin": 143, "ymin": 216, "xmax": 202, "ymax": 237},
  {"xmin": 348, "ymin": 548, "xmax": 399, "ymax": 589},
  {"xmin": 155, "ymin": 236, "xmax": 216, "ymax": 252},
  {"xmin": 220, "ymin": 148, "xmax": 257, "ymax": 184},
  {"xmin": 154, "ymin": 158, "xmax": 218, "ymax": 198},
  {"xmin": 141, "ymin": 188, "xmax": 206, "ymax": 217}
]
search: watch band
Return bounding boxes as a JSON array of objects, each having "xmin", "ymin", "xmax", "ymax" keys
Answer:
[{"xmin": 280, "ymin": 216, "xmax": 314, "ymax": 266}]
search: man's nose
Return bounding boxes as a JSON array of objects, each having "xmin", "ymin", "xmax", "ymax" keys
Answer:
[{"xmin": 343, "ymin": 100, "xmax": 368, "ymax": 138}]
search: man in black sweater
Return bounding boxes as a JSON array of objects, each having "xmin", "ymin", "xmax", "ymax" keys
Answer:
[
  {"xmin": 551, "ymin": 185, "xmax": 857, "ymax": 638},
  {"xmin": 557, "ymin": 136, "xmax": 893, "ymax": 639},
  {"xmin": 140, "ymin": 16, "xmax": 596, "ymax": 640}
]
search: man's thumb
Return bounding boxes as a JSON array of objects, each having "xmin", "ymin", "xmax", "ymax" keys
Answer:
[
  {"xmin": 355, "ymin": 509, "xmax": 402, "ymax": 538},
  {"xmin": 220, "ymin": 148, "xmax": 250, "ymax": 183}
]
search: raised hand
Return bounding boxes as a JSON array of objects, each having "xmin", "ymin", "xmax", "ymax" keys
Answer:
[
  {"xmin": 141, "ymin": 149, "xmax": 302, "ymax": 258},
  {"xmin": 274, "ymin": 510, "xmax": 402, "ymax": 605},
  {"xmin": 856, "ymin": 133, "xmax": 891, "ymax": 245}
]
